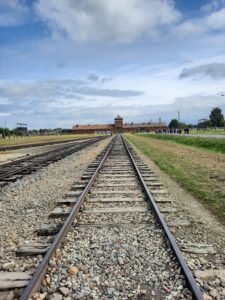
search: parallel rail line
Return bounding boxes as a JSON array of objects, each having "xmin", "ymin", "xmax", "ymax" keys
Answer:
[
  {"xmin": 0, "ymin": 136, "xmax": 104, "ymax": 185},
  {"xmin": 0, "ymin": 137, "xmax": 92, "ymax": 152}
]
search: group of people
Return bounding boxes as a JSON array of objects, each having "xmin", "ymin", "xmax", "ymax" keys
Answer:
[{"xmin": 156, "ymin": 128, "xmax": 190, "ymax": 134}]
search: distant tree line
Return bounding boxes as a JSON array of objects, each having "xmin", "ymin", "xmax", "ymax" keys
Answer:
[
  {"xmin": 28, "ymin": 128, "xmax": 72, "ymax": 135},
  {"xmin": 0, "ymin": 127, "xmax": 14, "ymax": 138},
  {"xmin": 168, "ymin": 107, "xmax": 225, "ymax": 129},
  {"xmin": 0, "ymin": 128, "xmax": 72, "ymax": 139}
]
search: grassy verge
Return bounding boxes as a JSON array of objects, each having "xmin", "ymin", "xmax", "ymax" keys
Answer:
[
  {"xmin": 137, "ymin": 133, "xmax": 225, "ymax": 154},
  {"xmin": 190, "ymin": 129, "xmax": 225, "ymax": 135},
  {"xmin": 0, "ymin": 134, "xmax": 95, "ymax": 147},
  {"xmin": 126, "ymin": 134, "xmax": 225, "ymax": 224}
]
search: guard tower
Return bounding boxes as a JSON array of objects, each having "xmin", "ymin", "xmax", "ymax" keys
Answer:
[
  {"xmin": 114, "ymin": 114, "xmax": 123, "ymax": 133},
  {"xmin": 16, "ymin": 123, "xmax": 28, "ymax": 135}
]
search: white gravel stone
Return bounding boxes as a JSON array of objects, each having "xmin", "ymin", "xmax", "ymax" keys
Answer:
[
  {"xmin": 39, "ymin": 137, "xmax": 192, "ymax": 299},
  {"xmin": 0, "ymin": 138, "xmax": 110, "ymax": 273}
]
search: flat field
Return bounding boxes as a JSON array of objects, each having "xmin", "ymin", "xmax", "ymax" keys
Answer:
[
  {"xmin": 126, "ymin": 133, "xmax": 225, "ymax": 223},
  {"xmin": 138, "ymin": 133, "xmax": 225, "ymax": 154},
  {"xmin": 0, "ymin": 134, "xmax": 95, "ymax": 147}
]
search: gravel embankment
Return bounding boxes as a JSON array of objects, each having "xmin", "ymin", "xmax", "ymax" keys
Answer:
[{"xmin": 0, "ymin": 138, "xmax": 110, "ymax": 272}]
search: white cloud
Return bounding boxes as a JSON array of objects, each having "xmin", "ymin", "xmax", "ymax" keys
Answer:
[
  {"xmin": 173, "ymin": 3, "xmax": 225, "ymax": 38},
  {"xmin": 201, "ymin": 0, "xmax": 225, "ymax": 13},
  {"xmin": 172, "ymin": 21, "xmax": 205, "ymax": 38},
  {"xmin": 1, "ymin": 65, "xmax": 225, "ymax": 128},
  {"xmin": 0, "ymin": 0, "xmax": 29, "ymax": 27},
  {"xmin": 0, "ymin": 112, "xmax": 11, "ymax": 116},
  {"xmin": 179, "ymin": 63, "xmax": 225, "ymax": 80},
  {"xmin": 0, "ymin": 96, "xmax": 10, "ymax": 105},
  {"xmin": 34, "ymin": 0, "xmax": 180, "ymax": 43},
  {"xmin": 206, "ymin": 8, "xmax": 225, "ymax": 30},
  {"xmin": 0, "ymin": 79, "xmax": 143, "ymax": 100}
]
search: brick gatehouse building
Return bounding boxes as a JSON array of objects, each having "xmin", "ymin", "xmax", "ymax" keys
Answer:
[{"xmin": 72, "ymin": 115, "xmax": 166, "ymax": 134}]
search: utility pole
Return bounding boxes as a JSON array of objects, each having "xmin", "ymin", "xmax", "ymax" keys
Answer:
[
  {"xmin": 175, "ymin": 111, "xmax": 180, "ymax": 122},
  {"xmin": 4, "ymin": 119, "xmax": 7, "ymax": 139}
]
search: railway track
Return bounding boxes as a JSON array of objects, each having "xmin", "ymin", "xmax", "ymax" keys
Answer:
[
  {"xmin": 0, "ymin": 135, "xmax": 203, "ymax": 299},
  {"xmin": 0, "ymin": 137, "xmax": 104, "ymax": 187},
  {"xmin": 0, "ymin": 137, "xmax": 92, "ymax": 152}
]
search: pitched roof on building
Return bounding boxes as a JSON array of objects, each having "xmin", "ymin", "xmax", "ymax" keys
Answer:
[
  {"xmin": 114, "ymin": 114, "xmax": 123, "ymax": 120},
  {"xmin": 123, "ymin": 122, "xmax": 166, "ymax": 128},
  {"xmin": 72, "ymin": 124, "xmax": 114, "ymax": 130}
]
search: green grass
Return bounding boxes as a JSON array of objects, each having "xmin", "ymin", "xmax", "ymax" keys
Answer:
[
  {"xmin": 137, "ymin": 133, "xmax": 225, "ymax": 154},
  {"xmin": 126, "ymin": 134, "xmax": 225, "ymax": 224},
  {"xmin": 190, "ymin": 129, "xmax": 225, "ymax": 135}
]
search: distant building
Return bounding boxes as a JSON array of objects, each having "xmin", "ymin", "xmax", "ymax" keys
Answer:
[
  {"xmin": 72, "ymin": 115, "xmax": 166, "ymax": 134},
  {"xmin": 16, "ymin": 123, "xmax": 28, "ymax": 135}
]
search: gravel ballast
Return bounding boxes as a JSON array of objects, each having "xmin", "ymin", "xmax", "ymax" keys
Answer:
[
  {"xmin": 40, "ymin": 224, "xmax": 191, "ymax": 300},
  {"xmin": 0, "ymin": 138, "xmax": 111, "ymax": 272},
  {"xmin": 36, "ymin": 136, "xmax": 192, "ymax": 300}
]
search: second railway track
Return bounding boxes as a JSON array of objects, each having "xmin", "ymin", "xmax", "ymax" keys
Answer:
[
  {"xmin": 0, "ymin": 136, "xmax": 104, "ymax": 187},
  {"xmin": 0, "ymin": 135, "xmax": 203, "ymax": 299}
]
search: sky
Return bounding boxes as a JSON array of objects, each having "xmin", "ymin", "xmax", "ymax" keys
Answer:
[{"xmin": 0, "ymin": 0, "xmax": 225, "ymax": 129}]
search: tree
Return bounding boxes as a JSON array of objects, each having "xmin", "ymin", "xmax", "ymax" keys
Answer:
[
  {"xmin": 198, "ymin": 120, "xmax": 211, "ymax": 129},
  {"xmin": 178, "ymin": 122, "xmax": 188, "ymax": 129},
  {"xmin": 169, "ymin": 119, "xmax": 179, "ymax": 128},
  {"xmin": 209, "ymin": 107, "xmax": 224, "ymax": 127},
  {"xmin": 0, "ymin": 127, "xmax": 10, "ymax": 138}
]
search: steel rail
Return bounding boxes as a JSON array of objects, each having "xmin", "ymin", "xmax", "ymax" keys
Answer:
[
  {"xmin": 122, "ymin": 136, "xmax": 203, "ymax": 300},
  {"xmin": 19, "ymin": 137, "xmax": 115, "ymax": 300},
  {"xmin": 0, "ymin": 137, "xmax": 104, "ymax": 181}
]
